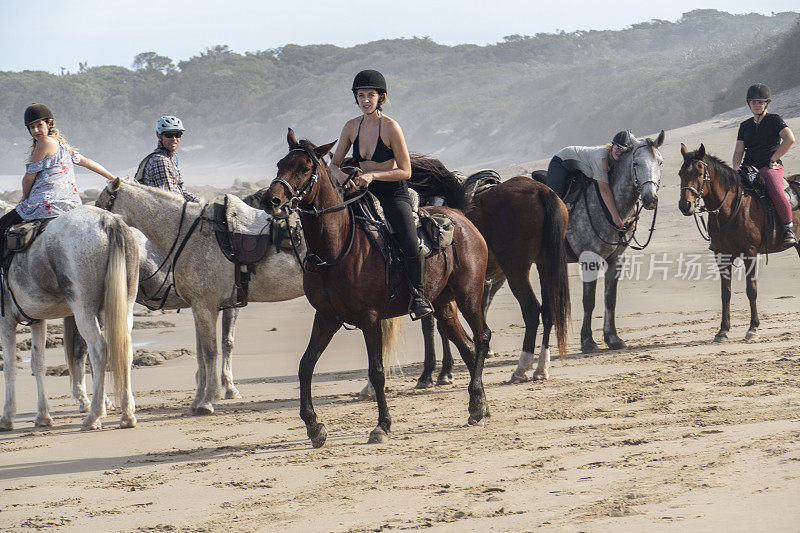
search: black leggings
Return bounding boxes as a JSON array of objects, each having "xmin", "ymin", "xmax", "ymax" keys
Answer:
[
  {"xmin": 545, "ymin": 156, "xmax": 570, "ymax": 198},
  {"xmin": 372, "ymin": 187, "xmax": 419, "ymax": 258}
]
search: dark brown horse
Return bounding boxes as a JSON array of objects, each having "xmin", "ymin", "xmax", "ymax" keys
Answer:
[
  {"xmin": 679, "ymin": 143, "xmax": 800, "ymax": 341},
  {"xmin": 409, "ymin": 156, "xmax": 571, "ymax": 385},
  {"xmin": 262, "ymin": 130, "xmax": 491, "ymax": 447}
]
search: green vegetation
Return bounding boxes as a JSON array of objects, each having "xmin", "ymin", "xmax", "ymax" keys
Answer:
[{"xmin": 0, "ymin": 9, "xmax": 797, "ymax": 175}]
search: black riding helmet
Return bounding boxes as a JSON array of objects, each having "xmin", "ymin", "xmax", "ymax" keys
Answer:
[
  {"xmin": 352, "ymin": 70, "xmax": 387, "ymax": 94},
  {"xmin": 612, "ymin": 130, "xmax": 634, "ymax": 152},
  {"xmin": 746, "ymin": 83, "xmax": 771, "ymax": 102},
  {"xmin": 24, "ymin": 103, "xmax": 54, "ymax": 127}
]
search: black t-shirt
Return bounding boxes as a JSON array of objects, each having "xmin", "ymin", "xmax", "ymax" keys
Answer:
[{"xmin": 737, "ymin": 113, "xmax": 788, "ymax": 169}]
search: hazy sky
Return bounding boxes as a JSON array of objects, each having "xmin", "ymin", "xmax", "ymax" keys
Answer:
[{"xmin": 2, "ymin": 0, "xmax": 797, "ymax": 73}]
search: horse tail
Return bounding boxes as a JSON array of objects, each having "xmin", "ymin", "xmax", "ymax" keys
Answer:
[
  {"xmin": 102, "ymin": 217, "xmax": 134, "ymax": 400},
  {"xmin": 539, "ymin": 187, "xmax": 571, "ymax": 360},
  {"xmin": 63, "ymin": 315, "xmax": 79, "ymax": 387},
  {"xmin": 381, "ymin": 317, "xmax": 404, "ymax": 377}
]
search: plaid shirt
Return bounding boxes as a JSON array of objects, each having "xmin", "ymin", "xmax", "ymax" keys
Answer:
[{"xmin": 141, "ymin": 146, "xmax": 200, "ymax": 202}]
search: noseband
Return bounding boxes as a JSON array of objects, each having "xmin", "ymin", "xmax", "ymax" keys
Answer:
[{"xmin": 628, "ymin": 143, "xmax": 661, "ymax": 196}]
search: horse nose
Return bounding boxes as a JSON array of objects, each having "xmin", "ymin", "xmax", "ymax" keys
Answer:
[{"xmin": 678, "ymin": 199, "xmax": 692, "ymax": 215}]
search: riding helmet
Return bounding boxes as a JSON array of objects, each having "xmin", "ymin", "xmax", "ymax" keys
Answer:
[
  {"xmin": 156, "ymin": 115, "xmax": 186, "ymax": 134},
  {"xmin": 24, "ymin": 103, "xmax": 54, "ymax": 127},
  {"xmin": 352, "ymin": 70, "xmax": 387, "ymax": 94},
  {"xmin": 612, "ymin": 130, "xmax": 634, "ymax": 151},
  {"xmin": 746, "ymin": 83, "xmax": 771, "ymax": 102}
]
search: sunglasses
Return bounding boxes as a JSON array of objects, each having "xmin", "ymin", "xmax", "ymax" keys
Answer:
[{"xmin": 162, "ymin": 131, "xmax": 183, "ymax": 139}]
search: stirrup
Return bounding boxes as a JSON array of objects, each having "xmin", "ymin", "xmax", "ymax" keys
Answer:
[
  {"xmin": 409, "ymin": 296, "xmax": 434, "ymax": 321},
  {"xmin": 781, "ymin": 228, "xmax": 797, "ymax": 249}
]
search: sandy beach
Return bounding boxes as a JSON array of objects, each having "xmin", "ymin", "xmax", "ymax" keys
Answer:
[{"xmin": 1, "ymin": 113, "xmax": 800, "ymax": 532}]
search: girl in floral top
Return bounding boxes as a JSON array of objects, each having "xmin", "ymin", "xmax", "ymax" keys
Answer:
[{"xmin": 0, "ymin": 104, "xmax": 120, "ymax": 245}]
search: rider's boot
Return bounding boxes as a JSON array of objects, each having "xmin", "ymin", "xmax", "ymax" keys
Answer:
[
  {"xmin": 781, "ymin": 224, "xmax": 797, "ymax": 249},
  {"xmin": 405, "ymin": 250, "xmax": 433, "ymax": 320}
]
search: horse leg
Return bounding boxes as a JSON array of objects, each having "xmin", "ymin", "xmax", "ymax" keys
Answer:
[
  {"xmin": 744, "ymin": 256, "xmax": 760, "ymax": 341},
  {"xmin": 602, "ymin": 256, "xmax": 627, "ymax": 350},
  {"xmin": 72, "ymin": 312, "xmax": 107, "ymax": 430},
  {"xmin": 300, "ymin": 312, "xmax": 341, "ymax": 448},
  {"xmin": 482, "ymin": 277, "xmax": 506, "ymax": 357},
  {"xmin": 219, "ymin": 307, "xmax": 242, "ymax": 399},
  {"xmin": 29, "ymin": 321, "xmax": 53, "ymax": 427},
  {"xmin": 191, "ymin": 306, "xmax": 220, "ymax": 415},
  {"xmin": 505, "ymin": 268, "xmax": 542, "ymax": 383},
  {"xmin": 71, "ymin": 327, "xmax": 91, "ymax": 413},
  {"xmin": 364, "ymin": 323, "xmax": 391, "ymax": 444},
  {"xmin": 415, "ymin": 314, "xmax": 437, "ymax": 389},
  {"xmin": 715, "ymin": 259, "xmax": 733, "ymax": 341},
  {"xmin": 0, "ymin": 318, "xmax": 19, "ymax": 430},
  {"xmin": 580, "ymin": 278, "xmax": 600, "ymax": 353},
  {"xmin": 434, "ymin": 294, "xmax": 489, "ymax": 425},
  {"xmin": 438, "ymin": 326, "xmax": 454, "ymax": 385}
]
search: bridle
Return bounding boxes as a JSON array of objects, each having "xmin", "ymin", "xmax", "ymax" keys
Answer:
[
  {"xmin": 271, "ymin": 147, "xmax": 321, "ymax": 211},
  {"xmin": 680, "ymin": 157, "xmax": 741, "ymax": 242}
]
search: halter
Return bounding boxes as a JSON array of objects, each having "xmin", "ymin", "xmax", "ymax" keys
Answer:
[{"xmin": 681, "ymin": 157, "xmax": 741, "ymax": 242}]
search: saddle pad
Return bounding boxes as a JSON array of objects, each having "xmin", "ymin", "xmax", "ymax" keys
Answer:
[{"xmin": 224, "ymin": 194, "xmax": 272, "ymax": 236}]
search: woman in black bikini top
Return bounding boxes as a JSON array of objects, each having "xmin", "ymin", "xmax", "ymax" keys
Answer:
[{"xmin": 329, "ymin": 69, "xmax": 433, "ymax": 320}]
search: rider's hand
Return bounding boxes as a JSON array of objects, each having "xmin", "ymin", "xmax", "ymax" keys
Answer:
[
  {"xmin": 354, "ymin": 172, "xmax": 374, "ymax": 188},
  {"xmin": 624, "ymin": 215, "xmax": 638, "ymax": 231},
  {"xmin": 768, "ymin": 160, "xmax": 782, "ymax": 170}
]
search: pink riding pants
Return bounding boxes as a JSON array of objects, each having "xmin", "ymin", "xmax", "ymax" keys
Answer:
[{"xmin": 759, "ymin": 164, "xmax": 792, "ymax": 224}]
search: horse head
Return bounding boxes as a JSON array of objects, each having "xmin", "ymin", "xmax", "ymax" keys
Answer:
[
  {"xmin": 264, "ymin": 128, "xmax": 336, "ymax": 218},
  {"xmin": 678, "ymin": 143, "xmax": 707, "ymax": 215},
  {"xmin": 626, "ymin": 130, "xmax": 665, "ymax": 210},
  {"xmin": 96, "ymin": 177, "xmax": 124, "ymax": 215}
]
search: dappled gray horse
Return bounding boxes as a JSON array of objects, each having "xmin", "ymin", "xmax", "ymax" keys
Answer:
[
  {"xmin": 1, "ymin": 206, "xmax": 139, "ymax": 430},
  {"xmin": 511, "ymin": 132, "xmax": 664, "ymax": 379}
]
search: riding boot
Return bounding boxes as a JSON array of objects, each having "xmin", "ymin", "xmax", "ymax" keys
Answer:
[
  {"xmin": 405, "ymin": 251, "xmax": 434, "ymax": 320},
  {"xmin": 782, "ymin": 225, "xmax": 798, "ymax": 249}
]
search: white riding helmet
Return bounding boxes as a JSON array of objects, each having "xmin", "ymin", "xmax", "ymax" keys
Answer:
[{"xmin": 156, "ymin": 115, "xmax": 185, "ymax": 134}]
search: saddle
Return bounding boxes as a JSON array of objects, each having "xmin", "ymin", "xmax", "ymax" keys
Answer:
[
  {"xmin": 211, "ymin": 194, "xmax": 302, "ymax": 308},
  {"xmin": 462, "ymin": 170, "xmax": 501, "ymax": 206},
  {"xmin": 738, "ymin": 166, "xmax": 800, "ymax": 211},
  {"xmin": 349, "ymin": 188, "xmax": 457, "ymax": 286},
  {"xmin": 532, "ymin": 165, "xmax": 594, "ymax": 210},
  {"xmin": 1, "ymin": 218, "xmax": 54, "ymax": 322}
]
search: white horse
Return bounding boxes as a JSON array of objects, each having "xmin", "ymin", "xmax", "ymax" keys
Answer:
[
  {"xmin": 1, "ymin": 206, "xmax": 139, "ymax": 430},
  {"xmin": 63, "ymin": 229, "xmax": 244, "ymax": 413},
  {"xmin": 96, "ymin": 179, "xmax": 305, "ymax": 414}
]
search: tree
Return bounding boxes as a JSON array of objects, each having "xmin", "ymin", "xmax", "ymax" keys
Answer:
[{"xmin": 132, "ymin": 52, "xmax": 176, "ymax": 74}]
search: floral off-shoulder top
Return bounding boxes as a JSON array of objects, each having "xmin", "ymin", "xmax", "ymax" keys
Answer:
[{"xmin": 17, "ymin": 142, "xmax": 82, "ymax": 221}]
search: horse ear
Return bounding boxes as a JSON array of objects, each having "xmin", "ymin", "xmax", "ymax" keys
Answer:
[
  {"xmin": 111, "ymin": 177, "xmax": 121, "ymax": 191},
  {"xmin": 655, "ymin": 130, "xmax": 665, "ymax": 148},
  {"xmin": 680, "ymin": 143, "xmax": 688, "ymax": 159},
  {"xmin": 697, "ymin": 144, "xmax": 706, "ymax": 160},
  {"xmin": 287, "ymin": 128, "xmax": 298, "ymax": 148},
  {"xmin": 315, "ymin": 140, "xmax": 337, "ymax": 158}
]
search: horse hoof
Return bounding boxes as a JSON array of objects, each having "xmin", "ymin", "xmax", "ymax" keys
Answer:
[
  {"xmin": 104, "ymin": 397, "xmax": 116, "ymax": 411},
  {"xmin": 745, "ymin": 331, "xmax": 759, "ymax": 342},
  {"xmin": 78, "ymin": 401, "xmax": 90, "ymax": 413},
  {"xmin": 508, "ymin": 372, "xmax": 528, "ymax": 384},
  {"xmin": 224, "ymin": 388, "xmax": 243, "ymax": 400},
  {"xmin": 468, "ymin": 416, "xmax": 487, "ymax": 427},
  {"xmin": 606, "ymin": 339, "xmax": 627, "ymax": 350},
  {"xmin": 119, "ymin": 415, "xmax": 137, "ymax": 429},
  {"xmin": 0, "ymin": 416, "xmax": 13, "ymax": 431},
  {"xmin": 415, "ymin": 379, "xmax": 434, "ymax": 390},
  {"xmin": 436, "ymin": 375, "xmax": 453, "ymax": 386},
  {"xmin": 532, "ymin": 370, "xmax": 549, "ymax": 381},
  {"xmin": 191, "ymin": 404, "xmax": 214, "ymax": 416},
  {"xmin": 81, "ymin": 417, "xmax": 102, "ymax": 430},
  {"xmin": 34, "ymin": 414, "xmax": 53, "ymax": 427},
  {"xmin": 367, "ymin": 428, "xmax": 389, "ymax": 444},
  {"xmin": 309, "ymin": 424, "xmax": 328, "ymax": 448},
  {"xmin": 581, "ymin": 341, "xmax": 600, "ymax": 354},
  {"xmin": 486, "ymin": 349, "xmax": 496, "ymax": 358},
  {"xmin": 714, "ymin": 332, "xmax": 728, "ymax": 342}
]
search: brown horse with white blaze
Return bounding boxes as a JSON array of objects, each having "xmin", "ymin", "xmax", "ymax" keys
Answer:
[
  {"xmin": 679, "ymin": 143, "xmax": 800, "ymax": 341},
  {"xmin": 263, "ymin": 129, "xmax": 491, "ymax": 447}
]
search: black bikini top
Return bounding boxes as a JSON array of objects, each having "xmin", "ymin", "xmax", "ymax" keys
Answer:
[{"xmin": 352, "ymin": 116, "xmax": 394, "ymax": 164}]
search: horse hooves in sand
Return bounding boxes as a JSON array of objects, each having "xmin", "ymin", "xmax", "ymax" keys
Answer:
[{"xmin": 367, "ymin": 427, "xmax": 389, "ymax": 444}]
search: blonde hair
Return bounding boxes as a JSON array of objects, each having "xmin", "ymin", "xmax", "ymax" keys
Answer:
[{"xmin": 29, "ymin": 118, "xmax": 78, "ymax": 160}]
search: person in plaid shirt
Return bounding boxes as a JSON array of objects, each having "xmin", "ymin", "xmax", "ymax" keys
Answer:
[{"xmin": 136, "ymin": 116, "xmax": 199, "ymax": 202}]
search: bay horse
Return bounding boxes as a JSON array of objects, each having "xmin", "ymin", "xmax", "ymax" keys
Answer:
[
  {"xmin": 679, "ymin": 143, "xmax": 800, "ymax": 341},
  {"xmin": 407, "ymin": 156, "xmax": 570, "ymax": 385},
  {"xmin": 262, "ymin": 129, "xmax": 490, "ymax": 447},
  {"xmin": 1, "ymin": 207, "xmax": 138, "ymax": 431},
  {"xmin": 95, "ymin": 179, "xmax": 306, "ymax": 415}
]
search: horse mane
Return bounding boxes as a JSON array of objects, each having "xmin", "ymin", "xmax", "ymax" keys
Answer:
[
  {"xmin": 688, "ymin": 149, "xmax": 740, "ymax": 189},
  {"xmin": 408, "ymin": 154, "xmax": 466, "ymax": 209}
]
